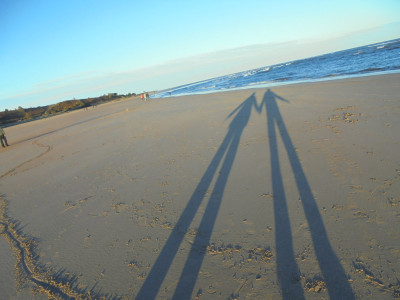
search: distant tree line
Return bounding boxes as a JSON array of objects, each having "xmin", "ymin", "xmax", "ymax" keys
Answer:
[{"xmin": 0, "ymin": 93, "xmax": 137, "ymax": 126}]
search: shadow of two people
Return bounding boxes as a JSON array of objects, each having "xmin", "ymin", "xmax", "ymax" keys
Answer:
[{"xmin": 136, "ymin": 89, "xmax": 354, "ymax": 300}]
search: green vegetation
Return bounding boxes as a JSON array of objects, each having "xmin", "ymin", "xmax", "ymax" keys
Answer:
[{"xmin": 0, "ymin": 93, "xmax": 136, "ymax": 126}]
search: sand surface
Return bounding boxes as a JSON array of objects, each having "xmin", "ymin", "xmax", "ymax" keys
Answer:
[{"xmin": 1, "ymin": 74, "xmax": 400, "ymax": 299}]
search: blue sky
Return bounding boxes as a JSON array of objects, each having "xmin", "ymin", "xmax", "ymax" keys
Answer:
[{"xmin": 1, "ymin": 0, "xmax": 399, "ymax": 110}]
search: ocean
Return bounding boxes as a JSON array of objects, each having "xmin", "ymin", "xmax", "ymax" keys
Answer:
[{"xmin": 154, "ymin": 38, "xmax": 400, "ymax": 98}]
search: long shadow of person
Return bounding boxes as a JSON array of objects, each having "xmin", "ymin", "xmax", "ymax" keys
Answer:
[
  {"xmin": 257, "ymin": 89, "xmax": 354, "ymax": 299},
  {"xmin": 136, "ymin": 93, "xmax": 258, "ymax": 300},
  {"xmin": 255, "ymin": 91, "xmax": 305, "ymax": 299}
]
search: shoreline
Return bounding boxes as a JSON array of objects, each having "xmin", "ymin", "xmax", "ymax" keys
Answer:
[
  {"xmin": 155, "ymin": 70, "xmax": 400, "ymax": 99},
  {"xmin": 1, "ymin": 74, "xmax": 400, "ymax": 299}
]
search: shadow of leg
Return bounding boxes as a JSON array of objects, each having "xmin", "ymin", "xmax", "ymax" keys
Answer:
[
  {"xmin": 136, "ymin": 94, "xmax": 256, "ymax": 300},
  {"xmin": 268, "ymin": 113, "xmax": 305, "ymax": 299},
  {"xmin": 264, "ymin": 89, "xmax": 354, "ymax": 299},
  {"xmin": 172, "ymin": 132, "xmax": 241, "ymax": 299}
]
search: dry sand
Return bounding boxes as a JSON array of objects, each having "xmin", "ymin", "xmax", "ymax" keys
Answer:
[{"xmin": 0, "ymin": 74, "xmax": 399, "ymax": 299}]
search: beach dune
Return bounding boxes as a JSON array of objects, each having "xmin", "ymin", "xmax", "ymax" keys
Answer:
[{"xmin": 1, "ymin": 74, "xmax": 400, "ymax": 299}]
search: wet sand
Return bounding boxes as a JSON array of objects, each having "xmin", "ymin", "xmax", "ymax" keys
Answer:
[{"xmin": 1, "ymin": 74, "xmax": 400, "ymax": 299}]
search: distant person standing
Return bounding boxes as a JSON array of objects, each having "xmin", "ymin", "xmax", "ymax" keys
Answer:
[{"xmin": 0, "ymin": 126, "xmax": 9, "ymax": 148}]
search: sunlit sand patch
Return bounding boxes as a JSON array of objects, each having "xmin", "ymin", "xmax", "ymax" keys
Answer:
[
  {"xmin": 352, "ymin": 258, "xmax": 400, "ymax": 296},
  {"xmin": 206, "ymin": 243, "xmax": 242, "ymax": 256},
  {"xmin": 296, "ymin": 244, "xmax": 313, "ymax": 262},
  {"xmin": 387, "ymin": 197, "xmax": 400, "ymax": 207},
  {"xmin": 259, "ymin": 193, "xmax": 274, "ymax": 199},
  {"xmin": 302, "ymin": 275, "xmax": 327, "ymax": 293},
  {"xmin": 205, "ymin": 242, "xmax": 273, "ymax": 265},
  {"xmin": 265, "ymin": 225, "xmax": 273, "ymax": 232},
  {"xmin": 330, "ymin": 106, "xmax": 360, "ymax": 124},
  {"xmin": 62, "ymin": 196, "xmax": 92, "ymax": 213},
  {"xmin": 331, "ymin": 204, "xmax": 345, "ymax": 210},
  {"xmin": 127, "ymin": 260, "xmax": 141, "ymax": 271}
]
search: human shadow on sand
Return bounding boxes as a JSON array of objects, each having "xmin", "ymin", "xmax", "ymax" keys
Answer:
[
  {"xmin": 136, "ymin": 93, "xmax": 258, "ymax": 300},
  {"xmin": 257, "ymin": 89, "xmax": 354, "ymax": 299},
  {"xmin": 137, "ymin": 90, "xmax": 354, "ymax": 299}
]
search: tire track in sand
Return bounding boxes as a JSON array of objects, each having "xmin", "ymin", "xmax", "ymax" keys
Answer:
[{"xmin": 0, "ymin": 141, "xmax": 52, "ymax": 179}]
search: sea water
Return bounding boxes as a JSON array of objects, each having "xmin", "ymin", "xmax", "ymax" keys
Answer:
[{"xmin": 155, "ymin": 38, "xmax": 400, "ymax": 98}]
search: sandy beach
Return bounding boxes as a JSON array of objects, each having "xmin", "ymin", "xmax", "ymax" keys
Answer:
[{"xmin": 1, "ymin": 74, "xmax": 400, "ymax": 299}]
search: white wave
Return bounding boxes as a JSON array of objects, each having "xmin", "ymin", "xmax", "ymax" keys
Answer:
[
  {"xmin": 243, "ymin": 71, "xmax": 256, "ymax": 77},
  {"xmin": 199, "ymin": 85, "xmax": 216, "ymax": 90},
  {"xmin": 248, "ymin": 80, "xmax": 272, "ymax": 86}
]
